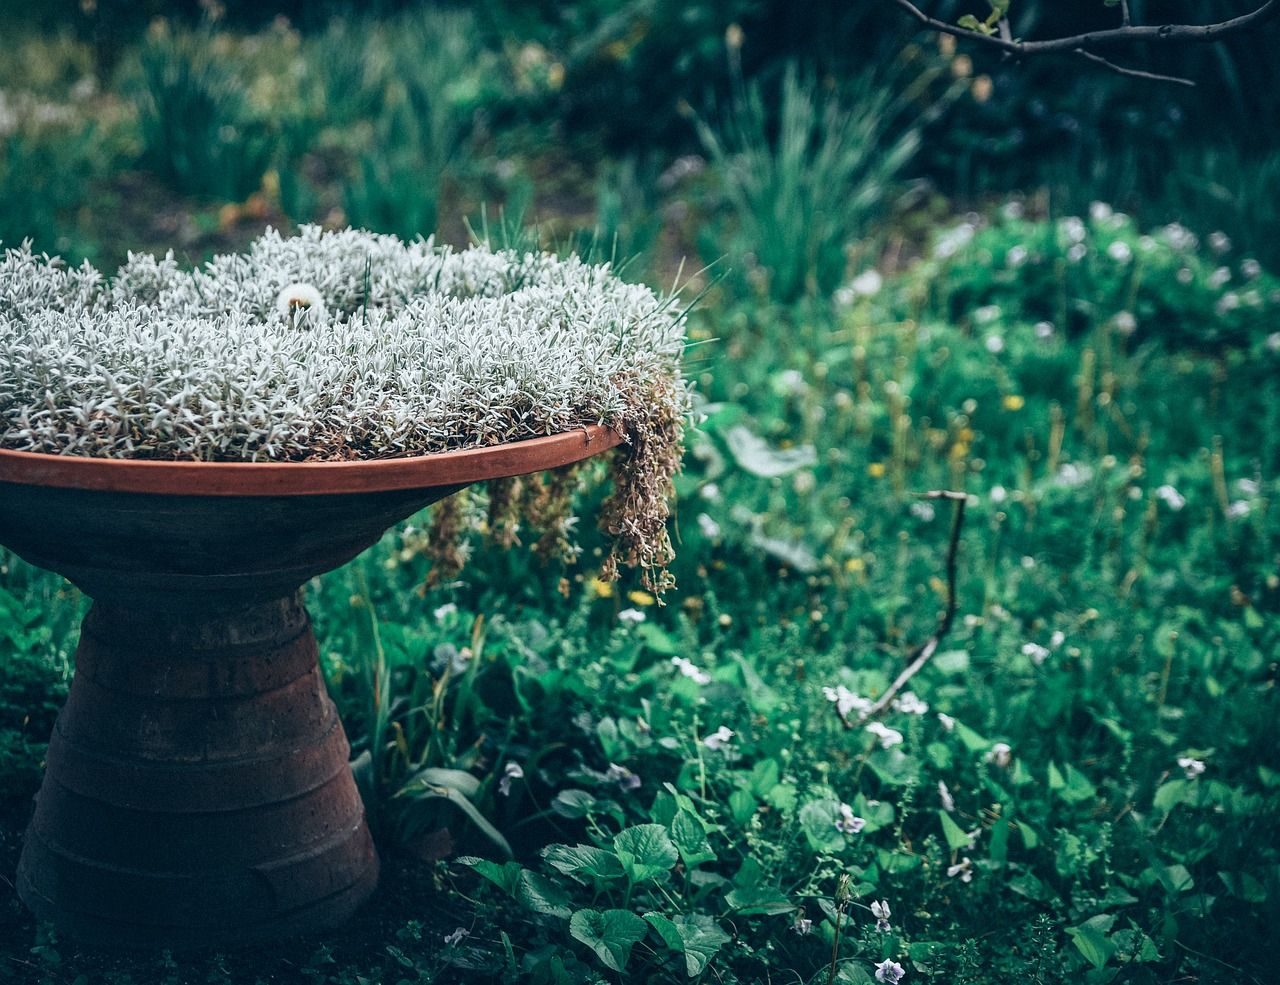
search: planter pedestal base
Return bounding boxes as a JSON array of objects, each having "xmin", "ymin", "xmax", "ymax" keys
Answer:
[
  {"xmin": 0, "ymin": 425, "xmax": 622, "ymax": 947},
  {"xmin": 16, "ymin": 593, "xmax": 378, "ymax": 949}
]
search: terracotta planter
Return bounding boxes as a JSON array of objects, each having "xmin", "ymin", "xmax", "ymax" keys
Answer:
[{"xmin": 0, "ymin": 426, "xmax": 620, "ymax": 948}]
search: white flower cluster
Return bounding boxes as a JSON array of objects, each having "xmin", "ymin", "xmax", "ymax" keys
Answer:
[{"xmin": 0, "ymin": 227, "xmax": 688, "ymax": 463}]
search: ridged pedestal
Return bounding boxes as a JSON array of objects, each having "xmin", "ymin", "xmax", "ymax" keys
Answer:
[
  {"xmin": 0, "ymin": 425, "xmax": 622, "ymax": 947},
  {"xmin": 17, "ymin": 593, "xmax": 377, "ymax": 949}
]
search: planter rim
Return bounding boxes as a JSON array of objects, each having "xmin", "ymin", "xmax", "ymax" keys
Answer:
[{"xmin": 0, "ymin": 425, "xmax": 623, "ymax": 497}]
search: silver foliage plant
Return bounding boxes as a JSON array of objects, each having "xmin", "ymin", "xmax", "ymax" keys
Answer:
[{"xmin": 0, "ymin": 226, "xmax": 689, "ymax": 590}]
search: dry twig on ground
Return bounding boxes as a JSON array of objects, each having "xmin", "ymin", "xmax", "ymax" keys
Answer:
[{"xmin": 843, "ymin": 490, "xmax": 967, "ymax": 728}]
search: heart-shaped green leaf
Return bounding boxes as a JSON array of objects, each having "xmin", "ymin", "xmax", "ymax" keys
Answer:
[
  {"xmin": 569, "ymin": 908, "xmax": 648, "ymax": 972},
  {"xmin": 614, "ymin": 824, "xmax": 679, "ymax": 883}
]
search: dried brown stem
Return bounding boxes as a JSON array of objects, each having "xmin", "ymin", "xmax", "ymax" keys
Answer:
[
  {"xmin": 887, "ymin": 0, "xmax": 1277, "ymax": 72},
  {"xmin": 842, "ymin": 490, "xmax": 968, "ymax": 728},
  {"xmin": 1075, "ymin": 48, "xmax": 1196, "ymax": 87}
]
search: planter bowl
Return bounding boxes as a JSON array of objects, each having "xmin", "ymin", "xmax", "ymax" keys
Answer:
[{"xmin": 0, "ymin": 425, "xmax": 620, "ymax": 948}]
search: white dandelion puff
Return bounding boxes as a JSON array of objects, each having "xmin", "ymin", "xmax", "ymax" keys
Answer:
[{"xmin": 275, "ymin": 281, "xmax": 327, "ymax": 324}]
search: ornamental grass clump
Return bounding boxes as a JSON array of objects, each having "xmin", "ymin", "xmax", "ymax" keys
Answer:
[{"xmin": 0, "ymin": 226, "xmax": 689, "ymax": 591}]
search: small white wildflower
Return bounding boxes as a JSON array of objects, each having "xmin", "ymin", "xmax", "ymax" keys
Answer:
[
  {"xmin": 1208, "ymin": 231, "xmax": 1232, "ymax": 255},
  {"xmin": 433, "ymin": 602, "xmax": 458, "ymax": 622},
  {"xmin": 1155, "ymin": 485, "xmax": 1186, "ymax": 511},
  {"xmin": 1062, "ymin": 217, "xmax": 1086, "ymax": 244},
  {"xmin": 1021, "ymin": 642, "xmax": 1051, "ymax": 665},
  {"xmin": 834, "ymin": 286, "xmax": 856, "ymax": 307},
  {"xmin": 1067, "ymin": 243, "xmax": 1087, "ymax": 263},
  {"xmin": 871, "ymin": 899, "xmax": 892, "ymax": 933},
  {"xmin": 1020, "ymin": 555, "xmax": 1036, "ymax": 569},
  {"xmin": 1113, "ymin": 311, "xmax": 1137, "ymax": 336},
  {"xmin": 605, "ymin": 762, "xmax": 642, "ymax": 791},
  {"xmin": 1269, "ymin": 332, "xmax": 1280, "ymax": 352},
  {"xmin": 1162, "ymin": 223, "xmax": 1196, "ymax": 251},
  {"xmin": 778, "ymin": 368, "xmax": 805, "ymax": 392},
  {"xmin": 1050, "ymin": 630, "xmax": 1066, "ymax": 648},
  {"xmin": 933, "ymin": 222, "xmax": 975, "ymax": 259},
  {"xmin": 700, "ymin": 482, "xmax": 721, "ymax": 501},
  {"xmin": 851, "ymin": 269, "xmax": 883, "ymax": 296},
  {"xmin": 823, "ymin": 685, "xmax": 873, "ymax": 719},
  {"xmin": 893, "ymin": 691, "xmax": 930, "ymax": 715},
  {"xmin": 1055, "ymin": 463, "xmax": 1093, "ymax": 488},
  {"xmin": 865, "ymin": 721, "xmax": 904, "ymax": 749},
  {"xmin": 986, "ymin": 742, "xmax": 1012, "ymax": 768},
  {"xmin": 937, "ymin": 712, "xmax": 956, "ymax": 732},
  {"xmin": 990, "ymin": 484, "xmax": 1007, "ymax": 504},
  {"xmin": 1209, "ymin": 266, "xmax": 1232, "ymax": 289},
  {"xmin": 1236, "ymin": 478, "xmax": 1260, "ymax": 496},
  {"xmin": 875, "ymin": 958, "xmax": 906, "ymax": 984},
  {"xmin": 1107, "ymin": 241, "xmax": 1132, "ymax": 264},
  {"xmin": 1176, "ymin": 266, "xmax": 1194, "ymax": 285},
  {"xmin": 946, "ymin": 857, "xmax": 974, "ymax": 883},
  {"xmin": 792, "ymin": 915, "xmax": 813, "ymax": 935},
  {"xmin": 444, "ymin": 927, "xmax": 469, "ymax": 946},
  {"xmin": 938, "ymin": 780, "xmax": 956, "ymax": 812},
  {"xmin": 1034, "ymin": 321, "xmax": 1055, "ymax": 339},
  {"xmin": 1216, "ymin": 292, "xmax": 1240, "ymax": 316},
  {"xmin": 498, "ymin": 761, "xmax": 524, "ymax": 797},
  {"xmin": 835, "ymin": 803, "xmax": 866, "ymax": 834},
  {"xmin": 1241, "ymin": 258, "xmax": 1262, "ymax": 280},
  {"xmin": 1006, "ymin": 245, "xmax": 1028, "ymax": 268},
  {"xmin": 976, "ymin": 304, "xmax": 1002, "ymax": 324},
  {"xmin": 671, "ymin": 657, "xmax": 711, "ymax": 685},
  {"xmin": 1001, "ymin": 200, "xmax": 1025, "ymax": 220},
  {"xmin": 696, "ymin": 512, "xmax": 721, "ymax": 539},
  {"xmin": 985, "ymin": 334, "xmax": 1004, "ymax": 354},
  {"xmin": 618, "ymin": 608, "xmax": 646, "ymax": 625},
  {"xmin": 704, "ymin": 725, "xmax": 734, "ymax": 751},
  {"xmin": 1089, "ymin": 201, "xmax": 1113, "ymax": 222},
  {"xmin": 1226, "ymin": 500, "xmax": 1251, "ymax": 519},
  {"xmin": 275, "ymin": 282, "xmax": 327, "ymax": 324},
  {"xmin": 1177, "ymin": 756, "xmax": 1206, "ymax": 779},
  {"xmin": 910, "ymin": 501, "xmax": 936, "ymax": 522}
]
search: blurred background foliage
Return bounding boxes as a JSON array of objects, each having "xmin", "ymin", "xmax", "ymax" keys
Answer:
[{"xmin": 1, "ymin": 0, "xmax": 1277, "ymax": 270}]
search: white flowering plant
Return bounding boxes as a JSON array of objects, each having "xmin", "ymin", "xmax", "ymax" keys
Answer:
[
  {"xmin": 0, "ymin": 226, "xmax": 690, "ymax": 590},
  {"xmin": 838, "ymin": 204, "xmax": 1280, "ymax": 351}
]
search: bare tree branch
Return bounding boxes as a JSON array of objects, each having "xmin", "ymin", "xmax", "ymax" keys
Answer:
[
  {"xmin": 841, "ymin": 490, "xmax": 968, "ymax": 729},
  {"xmin": 1119, "ymin": 0, "xmax": 1132, "ymax": 28},
  {"xmin": 1076, "ymin": 47, "xmax": 1196, "ymax": 87},
  {"xmin": 888, "ymin": 0, "xmax": 1278, "ymax": 57}
]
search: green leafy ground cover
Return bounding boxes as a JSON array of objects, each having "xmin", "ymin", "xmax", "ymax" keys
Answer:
[{"xmin": 1, "ymin": 7, "xmax": 1278, "ymax": 984}]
